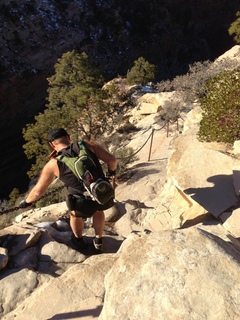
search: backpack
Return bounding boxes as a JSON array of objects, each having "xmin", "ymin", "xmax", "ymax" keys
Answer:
[{"xmin": 56, "ymin": 141, "xmax": 114, "ymax": 205}]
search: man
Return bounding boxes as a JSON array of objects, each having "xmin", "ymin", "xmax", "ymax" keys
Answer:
[{"xmin": 20, "ymin": 128, "xmax": 117, "ymax": 253}]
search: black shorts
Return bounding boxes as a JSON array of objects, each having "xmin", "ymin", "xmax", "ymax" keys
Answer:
[{"xmin": 66, "ymin": 194, "xmax": 114, "ymax": 219}]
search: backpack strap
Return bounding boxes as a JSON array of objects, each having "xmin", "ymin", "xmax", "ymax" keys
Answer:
[
  {"xmin": 77, "ymin": 140, "xmax": 87, "ymax": 156},
  {"xmin": 56, "ymin": 154, "xmax": 79, "ymax": 178}
]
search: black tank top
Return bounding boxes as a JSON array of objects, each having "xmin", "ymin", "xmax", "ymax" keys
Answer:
[{"xmin": 56, "ymin": 141, "xmax": 104, "ymax": 195}]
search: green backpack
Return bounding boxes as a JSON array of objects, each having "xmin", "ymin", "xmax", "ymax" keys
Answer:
[{"xmin": 57, "ymin": 141, "xmax": 114, "ymax": 205}]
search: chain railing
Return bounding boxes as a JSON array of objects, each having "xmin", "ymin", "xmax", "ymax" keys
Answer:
[{"xmin": 0, "ymin": 185, "xmax": 64, "ymax": 216}]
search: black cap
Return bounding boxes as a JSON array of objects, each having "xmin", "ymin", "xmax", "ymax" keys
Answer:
[{"xmin": 48, "ymin": 128, "xmax": 68, "ymax": 142}]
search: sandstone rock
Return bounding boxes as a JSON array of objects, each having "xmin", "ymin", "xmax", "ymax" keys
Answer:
[
  {"xmin": 214, "ymin": 45, "xmax": 240, "ymax": 66},
  {"xmin": 219, "ymin": 208, "xmax": 240, "ymax": 238},
  {"xmin": 0, "ymin": 247, "xmax": 8, "ymax": 270},
  {"xmin": 168, "ymin": 127, "xmax": 239, "ymax": 218},
  {"xmin": 233, "ymin": 140, "xmax": 240, "ymax": 156},
  {"xmin": 182, "ymin": 104, "xmax": 203, "ymax": 133},
  {"xmin": 0, "ymin": 224, "xmax": 42, "ymax": 256},
  {"xmin": 100, "ymin": 225, "xmax": 240, "ymax": 320},
  {"xmin": 37, "ymin": 231, "xmax": 86, "ymax": 276},
  {"xmin": 0, "ymin": 269, "xmax": 39, "ymax": 317},
  {"xmin": 2, "ymin": 254, "xmax": 118, "ymax": 320},
  {"xmin": 104, "ymin": 203, "xmax": 119, "ymax": 222},
  {"xmin": 138, "ymin": 102, "xmax": 160, "ymax": 115}
]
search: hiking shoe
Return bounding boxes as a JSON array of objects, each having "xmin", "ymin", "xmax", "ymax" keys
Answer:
[
  {"xmin": 93, "ymin": 237, "xmax": 103, "ymax": 253},
  {"xmin": 71, "ymin": 234, "xmax": 87, "ymax": 253}
]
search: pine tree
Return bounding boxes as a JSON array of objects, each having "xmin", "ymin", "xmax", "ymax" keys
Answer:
[
  {"xmin": 228, "ymin": 11, "xmax": 240, "ymax": 44},
  {"xmin": 23, "ymin": 50, "xmax": 109, "ymax": 178},
  {"xmin": 126, "ymin": 57, "xmax": 156, "ymax": 86}
]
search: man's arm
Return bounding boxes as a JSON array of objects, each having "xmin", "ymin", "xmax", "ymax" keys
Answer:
[
  {"xmin": 25, "ymin": 160, "xmax": 57, "ymax": 204},
  {"xmin": 85, "ymin": 141, "xmax": 117, "ymax": 172}
]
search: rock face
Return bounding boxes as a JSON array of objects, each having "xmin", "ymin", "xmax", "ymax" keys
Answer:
[
  {"xmin": 100, "ymin": 226, "xmax": 240, "ymax": 320},
  {"xmin": 0, "ymin": 0, "xmax": 239, "ymax": 198},
  {"xmin": 1, "ymin": 47, "xmax": 240, "ymax": 319}
]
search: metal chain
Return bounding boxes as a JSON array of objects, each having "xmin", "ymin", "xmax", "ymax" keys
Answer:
[
  {"xmin": 0, "ymin": 185, "xmax": 64, "ymax": 216},
  {"xmin": 115, "ymin": 120, "xmax": 171, "ymax": 160}
]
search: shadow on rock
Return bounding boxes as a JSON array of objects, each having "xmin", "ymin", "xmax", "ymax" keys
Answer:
[{"xmin": 48, "ymin": 305, "xmax": 103, "ymax": 319}]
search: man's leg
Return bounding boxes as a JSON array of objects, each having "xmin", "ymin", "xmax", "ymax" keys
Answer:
[
  {"xmin": 92, "ymin": 210, "xmax": 105, "ymax": 252},
  {"xmin": 70, "ymin": 211, "xmax": 84, "ymax": 238},
  {"xmin": 92, "ymin": 210, "xmax": 105, "ymax": 238},
  {"xmin": 69, "ymin": 211, "xmax": 87, "ymax": 252}
]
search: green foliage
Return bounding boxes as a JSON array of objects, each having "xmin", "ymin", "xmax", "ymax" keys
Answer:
[
  {"xmin": 23, "ymin": 50, "xmax": 111, "ymax": 178},
  {"xmin": 117, "ymin": 121, "xmax": 139, "ymax": 134},
  {"xmin": 8, "ymin": 188, "xmax": 21, "ymax": 205},
  {"xmin": 0, "ymin": 212, "xmax": 17, "ymax": 230},
  {"xmin": 198, "ymin": 69, "xmax": 240, "ymax": 144},
  {"xmin": 114, "ymin": 147, "xmax": 139, "ymax": 178},
  {"xmin": 126, "ymin": 57, "xmax": 156, "ymax": 86},
  {"xmin": 35, "ymin": 181, "xmax": 67, "ymax": 208},
  {"xmin": 0, "ymin": 199, "xmax": 18, "ymax": 230},
  {"xmin": 159, "ymin": 99, "xmax": 182, "ymax": 123},
  {"xmin": 228, "ymin": 11, "xmax": 240, "ymax": 44},
  {"xmin": 104, "ymin": 80, "xmax": 127, "ymax": 106},
  {"xmin": 157, "ymin": 61, "xmax": 214, "ymax": 105}
]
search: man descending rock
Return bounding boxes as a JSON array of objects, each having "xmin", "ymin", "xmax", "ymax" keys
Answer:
[{"xmin": 19, "ymin": 128, "xmax": 117, "ymax": 254}]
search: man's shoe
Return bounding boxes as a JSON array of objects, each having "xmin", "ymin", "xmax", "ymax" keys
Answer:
[
  {"xmin": 93, "ymin": 237, "xmax": 103, "ymax": 253},
  {"xmin": 71, "ymin": 234, "xmax": 87, "ymax": 253}
]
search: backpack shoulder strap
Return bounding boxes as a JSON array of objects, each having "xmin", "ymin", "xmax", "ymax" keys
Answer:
[
  {"xmin": 56, "ymin": 143, "xmax": 83, "ymax": 178},
  {"xmin": 77, "ymin": 140, "xmax": 87, "ymax": 156}
]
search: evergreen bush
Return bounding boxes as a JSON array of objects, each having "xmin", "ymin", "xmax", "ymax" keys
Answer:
[
  {"xmin": 198, "ymin": 69, "xmax": 240, "ymax": 144},
  {"xmin": 228, "ymin": 11, "xmax": 240, "ymax": 44},
  {"xmin": 126, "ymin": 57, "xmax": 156, "ymax": 86}
]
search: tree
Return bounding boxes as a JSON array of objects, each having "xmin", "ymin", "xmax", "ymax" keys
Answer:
[
  {"xmin": 228, "ymin": 11, "xmax": 240, "ymax": 44},
  {"xmin": 23, "ymin": 50, "xmax": 110, "ymax": 178},
  {"xmin": 126, "ymin": 57, "xmax": 156, "ymax": 86},
  {"xmin": 198, "ymin": 69, "xmax": 240, "ymax": 144}
]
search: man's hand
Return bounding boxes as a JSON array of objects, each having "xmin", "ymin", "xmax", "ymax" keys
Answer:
[
  {"xmin": 105, "ymin": 169, "xmax": 116, "ymax": 178},
  {"xmin": 19, "ymin": 199, "xmax": 32, "ymax": 208}
]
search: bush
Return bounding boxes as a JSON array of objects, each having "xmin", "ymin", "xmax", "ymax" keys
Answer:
[
  {"xmin": 228, "ymin": 11, "xmax": 240, "ymax": 44},
  {"xmin": 115, "ymin": 147, "xmax": 139, "ymax": 178},
  {"xmin": 117, "ymin": 122, "xmax": 140, "ymax": 134},
  {"xmin": 0, "ymin": 199, "xmax": 19, "ymax": 230},
  {"xmin": 157, "ymin": 59, "xmax": 240, "ymax": 106},
  {"xmin": 126, "ymin": 57, "xmax": 156, "ymax": 86},
  {"xmin": 8, "ymin": 188, "xmax": 21, "ymax": 206},
  {"xmin": 198, "ymin": 69, "xmax": 240, "ymax": 144}
]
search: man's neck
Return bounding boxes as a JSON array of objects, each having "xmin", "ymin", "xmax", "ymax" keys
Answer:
[{"xmin": 55, "ymin": 143, "xmax": 71, "ymax": 152}]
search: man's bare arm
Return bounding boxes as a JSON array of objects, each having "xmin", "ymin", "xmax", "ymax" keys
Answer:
[
  {"xmin": 85, "ymin": 141, "xmax": 117, "ymax": 172},
  {"xmin": 25, "ymin": 160, "xmax": 57, "ymax": 203}
]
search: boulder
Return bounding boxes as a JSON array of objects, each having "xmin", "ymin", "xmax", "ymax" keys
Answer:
[{"xmin": 100, "ymin": 224, "xmax": 240, "ymax": 320}]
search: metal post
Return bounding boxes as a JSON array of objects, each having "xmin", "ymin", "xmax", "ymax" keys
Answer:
[
  {"xmin": 167, "ymin": 121, "xmax": 169, "ymax": 137},
  {"xmin": 148, "ymin": 129, "xmax": 155, "ymax": 161}
]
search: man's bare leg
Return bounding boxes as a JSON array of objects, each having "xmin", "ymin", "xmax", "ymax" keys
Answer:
[
  {"xmin": 70, "ymin": 211, "xmax": 84, "ymax": 238},
  {"xmin": 92, "ymin": 210, "xmax": 105, "ymax": 238}
]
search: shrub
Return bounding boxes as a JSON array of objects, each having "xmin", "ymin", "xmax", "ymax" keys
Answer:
[
  {"xmin": 115, "ymin": 147, "xmax": 139, "ymax": 178},
  {"xmin": 117, "ymin": 122, "xmax": 140, "ymax": 134},
  {"xmin": 198, "ymin": 69, "xmax": 240, "ymax": 144},
  {"xmin": 126, "ymin": 57, "xmax": 156, "ymax": 86},
  {"xmin": 157, "ymin": 59, "xmax": 240, "ymax": 106},
  {"xmin": 228, "ymin": 11, "xmax": 240, "ymax": 44},
  {"xmin": 8, "ymin": 188, "xmax": 21, "ymax": 206}
]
